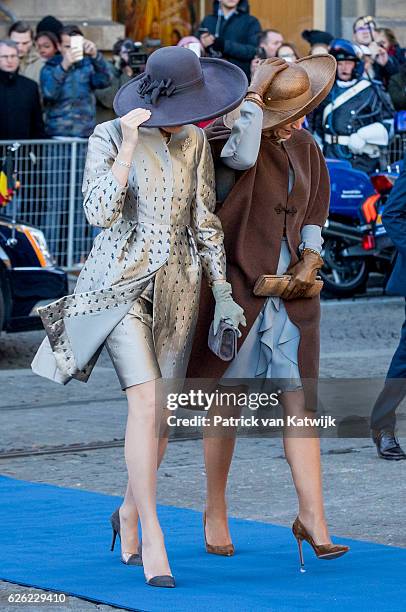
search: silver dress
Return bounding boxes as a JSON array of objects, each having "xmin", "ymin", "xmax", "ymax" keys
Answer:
[
  {"xmin": 219, "ymin": 102, "xmax": 323, "ymax": 386},
  {"xmin": 32, "ymin": 121, "xmax": 227, "ymax": 387},
  {"xmin": 104, "ymin": 280, "xmax": 159, "ymax": 389}
]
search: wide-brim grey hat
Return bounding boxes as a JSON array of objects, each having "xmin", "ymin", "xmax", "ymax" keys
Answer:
[{"xmin": 113, "ymin": 46, "xmax": 248, "ymax": 127}]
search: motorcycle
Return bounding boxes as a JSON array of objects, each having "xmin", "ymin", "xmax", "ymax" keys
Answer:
[
  {"xmin": 320, "ymin": 159, "xmax": 398, "ymax": 298},
  {"xmin": 0, "ymin": 144, "xmax": 67, "ymax": 336}
]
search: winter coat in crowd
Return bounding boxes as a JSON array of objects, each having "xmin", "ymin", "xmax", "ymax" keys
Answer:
[
  {"xmin": 0, "ymin": 68, "xmax": 45, "ymax": 139},
  {"xmin": 19, "ymin": 46, "xmax": 44, "ymax": 85},
  {"xmin": 197, "ymin": 0, "xmax": 261, "ymax": 79},
  {"xmin": 387, "ymin": 43, "xmax": 406, "ymax": 66},
  {"xmin": 373, "ymin": 55, "xmax": 400, "ymax": 88},
  {"xmin": 95, "ymin": 62, "xmax": 132, "ymax": 124},
  {"xmin": 40, "ymin": 53, "xmax": 111, "ymax": 138},
  {"xmin": 388, "ymin": 64, "xmax": 406, "ymax": 110}
]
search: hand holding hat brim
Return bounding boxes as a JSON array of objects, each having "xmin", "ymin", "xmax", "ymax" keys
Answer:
[
  {"xmin": 113, "ymin": 47, "xmax": 248, "ymax": 128},
  {"xmin": 248, "ymin": 58, "xmax": 289, "ymax": 99},
  {"xmin": 261, "ymin": 54, "xmax": 337, "ymax": 131}
]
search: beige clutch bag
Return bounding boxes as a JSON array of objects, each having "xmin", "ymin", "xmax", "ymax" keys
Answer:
[{"xmin": 253, "ymin": 274, "xmax": 323, "ymax": 298}]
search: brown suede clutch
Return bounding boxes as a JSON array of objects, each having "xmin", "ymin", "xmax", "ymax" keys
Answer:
[{"xmin": 253, "ymin": 274, "xmax": 324, "ymax": 298}]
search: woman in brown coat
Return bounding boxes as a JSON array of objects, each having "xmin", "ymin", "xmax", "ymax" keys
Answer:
[{"xmin": 186, "ymin": 56, "xmax": 350, "ymax": 568}]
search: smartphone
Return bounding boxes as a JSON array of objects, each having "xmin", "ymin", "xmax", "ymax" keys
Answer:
[
  {"xmin": 368, "ymin": 41, "xmax": 380, "ymax": 60},
  {"xmin": 70, "ymin": 35, "xmax": 84, "ymax": 62},
  {"xmin": 197, "ymin": 27, "xmax": 210, "ymax": 37}
]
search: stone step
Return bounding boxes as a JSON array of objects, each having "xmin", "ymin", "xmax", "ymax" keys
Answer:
[{"xmin": 1, "ymin": 0, "xmax": 112, "ymax": 21}]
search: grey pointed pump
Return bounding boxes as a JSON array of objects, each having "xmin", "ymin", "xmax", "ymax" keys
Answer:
[
  {"xmin": 141, "ymin": 542, "xmax": 175, "ymax": 588},
  {"xmin": 146, "ymin": 574, "xmax": 175, "ymax": 588},
  {"xmin": 110, "ymin": 508, "xmax": 143, "ymax": 566}
]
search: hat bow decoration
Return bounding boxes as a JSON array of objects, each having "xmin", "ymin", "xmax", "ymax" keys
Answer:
[
  {"xmin": 114, "ymin": 45, "xmax": 248, "ymax": 126},
  {"xmin": 137, "ymin": 75, "xmax": 176, "ymax": 105}
]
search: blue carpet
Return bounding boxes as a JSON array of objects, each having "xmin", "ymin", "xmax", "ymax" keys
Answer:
[{"xmin": 0, "ymin": 476, "xmax": 405, "ymax": 612}]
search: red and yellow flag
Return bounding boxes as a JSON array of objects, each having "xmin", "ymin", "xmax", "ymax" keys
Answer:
[
  {"xmin": 0, "ymin": 164, "xmax": 12, "ymax": 206},
  {"xmin": 0, "ymin": 158, "xmax": 19, "ymax": 207}
]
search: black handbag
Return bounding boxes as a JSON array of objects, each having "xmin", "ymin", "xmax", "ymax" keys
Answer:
[{"xmin": 208, "ymin": 320, "xmax": 238, "ymax": 361}]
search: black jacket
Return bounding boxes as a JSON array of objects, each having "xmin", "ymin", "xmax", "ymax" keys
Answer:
[
  {"xmin": 313, "ymin": 78, "xmax": 394, "ymax": 140},
  {"xmin": 373, "ymin": 56, "xmax": 400, "ymax": 88},
  {"xmin": 311, "ymin": 78, "xmax": 394, "ymax": 173},
  {"xmin": 0, "ymin": 69, "xmax": 45, "ymax": 139},
  {"xmin": 388, "ymin": 64, "xmax": 406, "ymax": 110},
  {"xmin": 198, "ymin": 0, "xmax": 261, "ymax": 79},
  {"xmin": 383, "ymin": 154, "xmax": 406, "ymax": 296}
]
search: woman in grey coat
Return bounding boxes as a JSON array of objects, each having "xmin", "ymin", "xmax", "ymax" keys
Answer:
[{"xmin": 31, "ymin": 47, "xmax": 247, "ymax": 588}]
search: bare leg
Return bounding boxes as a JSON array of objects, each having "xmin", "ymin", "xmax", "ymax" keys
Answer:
[
  {"xmin": 203, "ymin": 436, "xmax": 236, "ymax": 546},
  {"xmin": 119, "ymin": 482, "xmax": 139, "ymax": 557},
  {"xmin": 203, "ymin": 387, "xmax": 243, "ymax": 546},
  {"xmin": 281, "ymin": 389, "xmax": 331, "ymax": 544},
  {"xmin": 119, "ymin": 379, "xmax": 172, "ymax": 580},
  {"xmin": 120, "ymin": 420, "xmax": 169, "ymax": 558}
]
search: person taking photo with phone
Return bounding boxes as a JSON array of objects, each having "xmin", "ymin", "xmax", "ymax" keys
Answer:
[
  {"xmin": 40, "ymin": 24, "xmax": 111, "ymax": 138},
  {"xmin": 352, "ymin": 16, "xmax": 399, "ymax": 87}
]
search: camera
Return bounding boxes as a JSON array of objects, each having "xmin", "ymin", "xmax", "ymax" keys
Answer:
[
  {"xmin": 256, "ymin": 47, "xmax": 267, "ymax": 60},
  {"xmin": 116, "ymin": 39, "xmax": 148, "ymax": 75},
  {"xmin": 127, "ymin": 47, "xmax": 148, "ymax": 74}
]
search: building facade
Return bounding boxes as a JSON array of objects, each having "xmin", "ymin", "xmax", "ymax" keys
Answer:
[{"xmin": 0, "ymin": 0, "xmax": 404, "ymax": 53}]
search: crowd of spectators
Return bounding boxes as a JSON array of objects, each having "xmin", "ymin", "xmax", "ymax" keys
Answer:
[
  {"xmin": 0, "ymin": 3, "xmax": 405, "ymax": 150},
  {"xmin": 0, "ymin": 16, "xmax": 112, "ymax": 140},
  {"xmin": 0, "ymin": 38, "xmax": 44, "ymax": 139}
]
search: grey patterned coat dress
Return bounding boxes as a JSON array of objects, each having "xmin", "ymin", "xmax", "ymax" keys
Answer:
[{"xmin": 31, "ymin": 119, "xmax": 226, "ymax": 384}]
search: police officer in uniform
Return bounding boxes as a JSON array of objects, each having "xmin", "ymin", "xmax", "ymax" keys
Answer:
[{"xmin": 312, "ymin": 39, "xmax": 394, "ymax": 174}]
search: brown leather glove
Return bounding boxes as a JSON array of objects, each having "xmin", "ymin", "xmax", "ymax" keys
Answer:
[
  {"xmin": 281, "ymin": 249, "xmax": 324, "ymax": 300},
  {"xmin": 247, "ymin": 58, "xmax": 289, "ymax": 99}
]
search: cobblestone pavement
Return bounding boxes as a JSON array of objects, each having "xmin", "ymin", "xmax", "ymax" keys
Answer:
[{"xmin": 1, "ymin": 296, "xmax": 405, "ymax": 611}]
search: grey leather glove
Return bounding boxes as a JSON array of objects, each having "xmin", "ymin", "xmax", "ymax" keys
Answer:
[{"xmin": 212, "ymin": 281, "xmax": 246, "ymax": 336}]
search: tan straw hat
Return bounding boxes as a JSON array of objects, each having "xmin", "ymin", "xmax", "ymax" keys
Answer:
[{"xmin": 224, "ymin": 54, "xmax": 336, "ymax": 131}]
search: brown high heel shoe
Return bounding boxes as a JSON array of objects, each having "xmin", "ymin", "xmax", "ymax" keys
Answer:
[
  {"xmin": 292, "ymin": 516, "xmax": 349, "ymax": 572},
  {"xmin": 203, "ymin": 511, "xmax": 235, "ymax": 556}
]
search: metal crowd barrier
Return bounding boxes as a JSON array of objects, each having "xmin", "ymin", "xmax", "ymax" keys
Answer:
[
  {"xmin": 388, "ymin": 133, "xmax": 406, "ymax": 167},
  {"xmin": 0, "ymin": 138, "xmax": 89, "ymax": 270},
  {"xmin": 1, "ymin": 133, "xmax": 405, "ymax": 272}
]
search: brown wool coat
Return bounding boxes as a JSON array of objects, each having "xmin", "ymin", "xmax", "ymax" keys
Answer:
[{"xmin": 187, "ymin": 121, "xmax": 330, "ymax": 383}]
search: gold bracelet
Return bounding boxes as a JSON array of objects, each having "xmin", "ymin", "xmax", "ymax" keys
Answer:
[
  {"xmin": 302, "ymin": 248, "xmax": 322, "ymax": 258},
  {"xmin": 244, "ymin": 95, "xmax": 265, "ymax": 110},
  {"xmin": 301, "ymin": 248, "xmax": 324, "ymax": 268}
]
